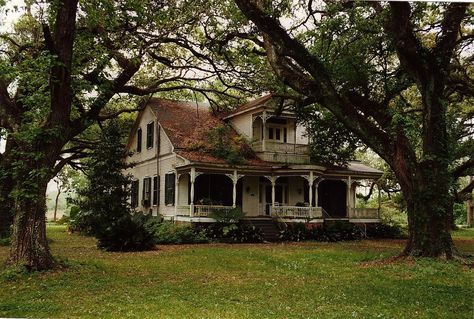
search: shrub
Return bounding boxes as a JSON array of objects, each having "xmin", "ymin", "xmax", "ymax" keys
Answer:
[
  {"xmin": 0, "ymin": 237, "xmax": 10, "ymax": 246},
  {"xmin": 279, "ymin": 223, "xmax": 308, "ymax": 242},
  {"xmin": 195, "ymin": 222, "xmax": 264, "ymax": 243},
  {"xmin": 365, "ymin": 223, "xmax": 405, "ymax": 239},
  {"xmin": 224, "ymin": 223, "xmax": 264, "ymax": 243},
  {"xmin": 96, "ymin": 213, "xmax": 156, "ymax": 252},
  {"xmin": 311, "ymin": 222, "xmax": 364, "ymax": 242},
  {"xmin": 147, "ymin": 221, "xmax": 209, "ymax": 244}
]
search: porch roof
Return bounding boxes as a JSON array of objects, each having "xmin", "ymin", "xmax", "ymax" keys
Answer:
[{"xmin": 175, "ymin": 159, "xmax": 382, "ymax": 180}]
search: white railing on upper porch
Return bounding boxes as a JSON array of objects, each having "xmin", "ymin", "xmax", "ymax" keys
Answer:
[
  {"xmin": 270, "ymin": 206, "xmax": 323, "ymax": 219},
  {"xmin": 349, "ymin": 208, "xmax": 380, "ymax": 219},
  {"xmin": 252, "ymin": 140, "xmax": 309, "ymax": 154}
]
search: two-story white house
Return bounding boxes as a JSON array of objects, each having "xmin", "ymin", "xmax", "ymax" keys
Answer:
[{"xmin": 124, "ymin": 94, "xmax": 383, "ymax": 224}]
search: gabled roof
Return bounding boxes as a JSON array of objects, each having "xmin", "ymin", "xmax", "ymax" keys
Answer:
[
  {"xmin": 222, "ymin": 94, "xmax": 274, "ymax": 119},
  {"xmin": 144, "ymin": 98, "xmax": 268, "ymax": 166},
  {"xmin": 148, "ymin": 98, "xmax": 218, "ymax": 149}
]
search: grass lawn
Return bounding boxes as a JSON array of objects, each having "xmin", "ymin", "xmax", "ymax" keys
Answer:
[{"xmin": 0, "ymin": 225, "xmax": 473, "ymax": 319}]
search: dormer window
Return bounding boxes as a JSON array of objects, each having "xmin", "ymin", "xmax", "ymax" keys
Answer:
[
  {"xmin": 146, "ymin": 122, "xmax": 154, "ymax": 149},
  {"xmin": 137, "ymin": 128, "xmax": 142, "ymax": 153}
]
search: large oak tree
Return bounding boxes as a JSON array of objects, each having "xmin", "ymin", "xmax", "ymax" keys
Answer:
[
  {"xmin": 231, "ymin": 0, "xmax": 473, "ymax": 258},
  {"xmin": 0, "ymin": 0, "xmax": 263, "ymax": 270}
]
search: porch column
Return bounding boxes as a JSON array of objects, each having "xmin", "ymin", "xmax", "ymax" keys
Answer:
[
  {"xmin": 271, "ymin": 177, "xmax": 276, "ymax": 207},
  {"xmin": 174, "ymin": 171, "xmax": 179, "ymax": 215},
  {"xmin": 315, "ymin": 180, "xmax": 320, "ymax": 207},
  {"xmin": 347, "ymin": 176, "xmax": 352, "ymax": 216},
  {"xmin": 190, "ymin": 168, "xmax": 196, "ymax": 217},
  {"xmin": 377, "ymin": 181, "xmax": 381, "ymax": 219},
  {"xmin": 232, "ymin": 170, "xmax": 237, "ymax": 208},
  {"xmin": 308, "ymin": 171, "xmax": 314, "ymax": 207},
  {"xmin": 262, "ymin": 111, "xmax": 267, "ymax": 152}
]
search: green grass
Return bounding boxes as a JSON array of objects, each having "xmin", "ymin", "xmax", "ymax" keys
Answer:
[{"xmin": 0, "ymin": 226, "xmax": 473, "ymax": 319}]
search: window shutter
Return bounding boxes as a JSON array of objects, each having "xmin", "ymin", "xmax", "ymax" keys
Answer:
[
  {"xmin": 137, "ymin": 128, "xmax": 142, "ymax": 153},
  {"xmin": 131, "ymin": 180, "xmax": 139, "ymax": 208},
  {"xmin": 146, "ymin": 122, "xmax": 154, "ymax": 149}
]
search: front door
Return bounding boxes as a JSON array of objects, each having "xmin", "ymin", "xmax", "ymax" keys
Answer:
[{"xmin": 263, "ymin": 184, "xmax": 287, "ymax": 215}]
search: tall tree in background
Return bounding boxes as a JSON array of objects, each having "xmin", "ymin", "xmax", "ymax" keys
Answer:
[{"xmin": 232, "ymin": 0, "xmax": 473, "ymax": 258}]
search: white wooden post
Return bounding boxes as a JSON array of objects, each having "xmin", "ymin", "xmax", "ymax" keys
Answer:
[
  {"xmin": 315, "ymin": 180, "xmax": 320, "ymax": 207},
  {"xmin": 377, "ymin": 182, "xmax": 381, "ymax": 219},
  {"xmin": 174, "ymin": 171, "xmax": 179, "ymax": 215},
  {"xmin": 190, "ymin": 168, "xmax": 195, "ymax": 217},
  {"xmin": 271, "ymin": 178, "xmax": 276, "ymax": 207},
  {"xmin": 347, "ymin": 176, "xmax": 352, "ymax": 217},
  {"xmin": 232, "ymin": 170, "xmax": 237, "ymax": 208},
  {"xmin": 262, "ymin": 111, "xmax": 267, "ymax": 152},
  {"xmin": 308, "ymin": 171, "xmax": 314, "ymax": 207}
]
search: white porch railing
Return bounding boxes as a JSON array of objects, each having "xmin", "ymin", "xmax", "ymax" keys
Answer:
[
  {"xmin": 252, "ymin": 140, "xmax": 309, "ymax": 154},
  {"xmin": 193, "ymin": 205, "xmax": 234, "ymax": 217},
  {"xmin": 176, "ymin": 205, "xmax": 235, "ymax": 217},
  {"xmin": 349, "ymin": 208, "xmax": 379, "ymax": 219},
  {"xmin": 176, "ymin": 205, "xmax": 191, "ymax": 216},
  {"xmin": 270, "ymin": 206, "xmax": 323, "ymax": 219}
]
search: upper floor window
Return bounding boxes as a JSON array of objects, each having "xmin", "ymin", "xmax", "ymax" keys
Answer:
[
  {"xmin": 136, "ymin": 128, "xmax": 142, "ymax": 153},
  {"xmin": 267, "ymin": 125, "xmax": 287, "ymax": 143},
  {"xmin": 146, "ymin": 122, "xmax": 154, "ymax": 149}
]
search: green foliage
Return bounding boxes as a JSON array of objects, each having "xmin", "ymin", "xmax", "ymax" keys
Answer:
[
  {"xmin": 453, "ymin": 202, "xmax": 467, "ymax": 226},
  {"xmin": 279, "ymin": 221, "xmax": 405, "ymax": 242},
  {"xmin": 146, "ymin": 220, "xmax": 209, "ymax": 244},
  {"xmin": 72, "ymin": 120, "xmax": 154, "ymax": 251},
  {"xmin": 96, "ymin": 213, "xmax": 156, "ymax": 252},
  {"xmin": 208, "ymin": 207, "xmax": 244, "ymax": 223},
  {"xmin": 0, "ymin": 237, "xmax": 10, "ymax": 247},
  {"xmin": 206, "ymin": 124, "xmax": 246, "ymax": 164},
  {"xmin": 298, "ymin": 107, "xmax": 360, "ymax": 166},
  {"xmin": 221, "ymin": 223, "xmax": 264, "ymax": 243}
]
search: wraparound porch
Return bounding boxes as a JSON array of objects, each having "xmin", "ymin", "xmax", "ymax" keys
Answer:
[
  {"xmin": 171, "ymin": 164, "xmax": 381, "ymax": 223},
  {"xmin": 174, "ymin": 204, "xmax": 379, "ymax": 222}
]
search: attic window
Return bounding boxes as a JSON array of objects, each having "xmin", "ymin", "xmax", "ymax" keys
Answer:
[
  {"xmin": 146, "ymin": 122, "xmax": 154, "ymax": 149},
  {"xmin": 137, "ymin": 128, "xmax": 142, "ymax": 153}
]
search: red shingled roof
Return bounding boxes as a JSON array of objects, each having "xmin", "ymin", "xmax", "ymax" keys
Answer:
[{"xmin": 148, "ymin": 98, "xmax": 271, "ymax": 166}]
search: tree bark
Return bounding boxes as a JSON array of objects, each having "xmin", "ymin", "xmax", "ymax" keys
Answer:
[
  {"xmin": 467, "ymin": 176, "xmax": 473, "ymax": 227},
  {"xmin": 0, "ymin": 172, "xmax": 13, "ymax": 237},
  {"xmin": 402, "ymin": 166, "xmax": 456, "ymax": 258},
  {"xmin": 8, "ymin": 175, "xmax": 55, "ymax": 270}
]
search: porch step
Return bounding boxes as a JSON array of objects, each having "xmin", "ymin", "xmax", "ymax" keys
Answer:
[{"xmin": 246, "ymin": 219, "xmax": 281, "ymax": 241}]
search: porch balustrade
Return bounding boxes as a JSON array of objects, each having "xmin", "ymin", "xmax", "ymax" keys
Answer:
[
  {"xmin": 193, "ymin": 205, "xmax": 234, "ymax": 217},
  {"xmin": 176, "ymin": 205, "xmax": 234, "ymax": 217},
  {"xmin": 270, "ymin": 206, "xmax": 323, "ymax": 219},
  {"xmin": 252, "ymin": 140, "xmax": 308, "ymax": 154},
  {"xmin": 176, "ymin": 205, "xmax": 191, "ymax": 216},
  {"xmin": 349, "ymin": 208, "xmax": 379, "ymax": 219}
]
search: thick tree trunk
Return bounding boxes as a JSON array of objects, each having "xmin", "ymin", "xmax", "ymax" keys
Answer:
[
  {"xmin": 402, "ymin": 165, "xmax": 456, "ymax": 258},
  {"xmin": 8, "ymin": 177, "xmax": 55, "ymax": 270},
  {"xmin": 0, "ymin": 173, "xmax": 14, "ymax": 238}
]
